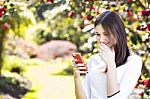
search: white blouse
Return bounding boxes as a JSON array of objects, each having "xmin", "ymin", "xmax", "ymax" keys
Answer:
[{"xmin": 83, "ymin": 54, "xmax": 142, "ymax": 99}]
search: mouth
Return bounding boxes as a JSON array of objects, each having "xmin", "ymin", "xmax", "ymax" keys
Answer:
[
  {"xmin": 105, "ymin": 43, "xmax": 113, "ymax": 48},
  {"xmin": 97, "ymin": 42, "xmax": 111, "ymax": 47}
]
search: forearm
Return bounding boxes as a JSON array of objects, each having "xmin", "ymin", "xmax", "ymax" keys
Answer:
[
  {"xmin": 107, "ymin": 63, "xmax": 120, "ymax": 97},
  {"xmin": 74, "ymin": 76, "xmax": 86, "ymax": 99}
]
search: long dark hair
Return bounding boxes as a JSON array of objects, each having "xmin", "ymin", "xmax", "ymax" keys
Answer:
[{"xmin": 94, "ymin": 10, "xmax": 130, "ymax": 67}]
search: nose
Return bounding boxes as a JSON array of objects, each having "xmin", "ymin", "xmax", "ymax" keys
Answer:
[
  {"xmin": 97, "ymin": 35, "xmax": 106, "ymax": 43},
  {"xmin": 100, "ymin": 37, "xmax": 105, "ymax": 43}
]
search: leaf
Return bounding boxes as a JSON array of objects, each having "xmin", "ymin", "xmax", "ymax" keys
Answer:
[
  {"xmin": 130, "ymin": 35, "xmax": 137, "ymax": 45},
  {"xmin": 137, "ymin": 34, "xmax": 142, "ymax": 43}
]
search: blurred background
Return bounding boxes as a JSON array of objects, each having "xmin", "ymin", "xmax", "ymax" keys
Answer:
[{"xmin": 0, "ymin": 0, "xmax": 150, "ymax": 99}]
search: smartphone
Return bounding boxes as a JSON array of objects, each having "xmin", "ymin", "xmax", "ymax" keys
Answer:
[
  {"xmin": 72, "ymin": 53, "xmax": 88, "ymax": 72},
  {"xmin": 72, "ymin": 53, "xmax": 84, "ymax": 64}
]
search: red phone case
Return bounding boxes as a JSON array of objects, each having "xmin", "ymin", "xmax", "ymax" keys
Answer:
[
  {"xmin": 72, "ymin": 53, "xmax": 84, "ymax": 64},
  {"xmin": 72, "ymin": 53, "xmax": 88, "ymax": 71}
]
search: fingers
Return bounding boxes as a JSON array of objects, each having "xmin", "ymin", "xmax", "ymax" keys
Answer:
[
  {"xmin": 73, "ymin": 65, "xmax": 87, "ymax": 71},
  {"xmin": 73, "ymin": 63, "xmax": 85, "ymax": 68},
  {"xmin": 73, "ymin": 66, "xmax": 88, "ymax": 76},
  {"xmin": 100, "ymin": 43, "xmax": 110, "ymax": 50},
  {"xmin": 79, "ymin": 71, "xmax": 88, "ymax": 75},
  {"xmin": 98, "ymin": 43, "xmax": 106, "ymax": 53},
  {"xmin": 98, "ymin": 43, "xmax": 106, "ymax": 55},
  {"xmin": 72, "ymin": 60, "xmax": 88, "ymax": 75},
  {"xmin": 78, "ymin": 66, "xmax": 87, "ymax": 70},
  {"xmin": 99, "ymin": 43, "xmax": 114, "ymax": 53}
]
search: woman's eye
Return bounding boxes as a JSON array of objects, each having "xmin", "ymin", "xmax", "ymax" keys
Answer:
[
  {"xmin": 104, "ymin": 34, "xmax": 109, "ymax": 36},
  {"xmin": 95, "ymin": 34, "xmax": 100, "ymax": 36}
]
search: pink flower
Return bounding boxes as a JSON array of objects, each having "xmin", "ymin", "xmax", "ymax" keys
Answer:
[
  {"xmin": 128, "ymin": 0, "xmax": 132, "ymax": 2},
  {"xmin": 146, "ymin": 24, "xmax": 150, "ymax": 31},
  {"xmin": 3, "ymin": 22, "xmax": 11, "ymax": 30},
  {"xmin": 136, "ymin": 25, "xmax": 141, "ymax": 30},
  {"xmin": 139, "ymin": 92, "xmax": 144, "ymax": 97},
  {"xmin": 144, "ymin": 78, "xmax": 150, "ymax": 88},
  {"xmin": 80, "ymin": 24, "xmax": 90, "ymax": 30},
  {"xmin": 0, "ymin": 11, "xmax": 3, "ymax": 17},
  {"xmin": 68, "ymin": 11, "xmax": 74, "ymax": 18},
  {"xmin": 88, "ymin": 5, "xmax": 94, "ymax": 11},
  {"xmin": 141, "ymin": 9, "xmax": 150, "ymax": 16},
  {"xmin": 0, "ymin": 6, "xmax": 6, "ymax": 17},
  {"xmin": 0, "ymin": 6, "xmax": 6, "ymax": 12},
  {"xmin": 47, "ymin": 0, "xmax": 54, "ymax": 3},
  {"xmin": 87, "ymin": 14, "xmax": 94, "ymax": 20}
]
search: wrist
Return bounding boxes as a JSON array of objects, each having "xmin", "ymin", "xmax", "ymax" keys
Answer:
[
  {"xmin": 74, "ymin": 75, "xmax": 80, "ymax": 79},
  {"xmin": 107, "ymin": 62, "xmax": 116, "ymax": 69},
  {"xmin": 73, "ymin": 72, "xmax": 80, "ymax": 79}
]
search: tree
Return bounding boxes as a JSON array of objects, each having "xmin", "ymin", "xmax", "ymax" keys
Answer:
[{"xmin": 0, "ymin": 0, "xmax": 34, "ymax": 74}]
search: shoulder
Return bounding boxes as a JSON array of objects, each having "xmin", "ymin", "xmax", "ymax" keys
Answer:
[
  {"xmin": 127, "ymin": 54, "xmax": 142, "ymax": 63},
  {"xmin": 117, "ymin": 54, "xmax": 142, "ymax": 70},
  {"xmin": 126, "ymin": 54, "xmax": 143, "ymax": 69}
]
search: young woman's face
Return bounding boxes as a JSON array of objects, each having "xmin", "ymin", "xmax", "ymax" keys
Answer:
[{"xmin": 95, "ymin": 24, "xmax": 116, "ymax": 48}]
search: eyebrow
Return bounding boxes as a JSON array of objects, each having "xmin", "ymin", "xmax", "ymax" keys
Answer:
[{"xmin": 95, "ymin": 31, "xmax": 108, "ymax": 34}]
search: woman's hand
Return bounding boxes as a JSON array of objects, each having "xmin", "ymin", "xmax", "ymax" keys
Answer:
[
  {"xmin": 98, "ymin": 43, "xmax": 116, "ymax": 67},
  {"xmin": 98, "ymin": 43, "xmax": 119, "ymax": 96},
  {"xmin": 72, "ymin": 61, "xmax": 88, "ymax": 78}
]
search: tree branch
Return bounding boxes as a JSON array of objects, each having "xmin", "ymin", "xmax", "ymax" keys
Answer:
[{"xmin": 136, "ymin": 0, "xmax": 146, "ymax": 9}]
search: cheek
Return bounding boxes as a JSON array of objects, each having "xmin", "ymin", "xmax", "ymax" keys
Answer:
[
  {"xmin": 107, "ymin": 36, "xmax": 116, "ymax": 47},
  {"xmin": 111, "ymin": 37, "xmax": 116, "ymax": 45},
  {"xmin": 96, "ymin": 36, "xmax": 100, "ymax": 42}
]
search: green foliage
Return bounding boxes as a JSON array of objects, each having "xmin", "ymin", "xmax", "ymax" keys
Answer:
[
  {"xmin": 0, "ymin": 0, "xmax": 36, "ymax": 74},
  {"xmin": 32, "ymin": 12, "xmax": 89, "ymax": 52},
  {"xmin": 3, "ymin": 55, "xmax": 26, "ymax": 74},
  {"xmin": 3, "ymin": 55, "xmax": 46, "ymax": 74},
  {"xmin": 54, "ymin": 59, "xmax": 73, "ymax": 75},
  {"xmin": 0, "ymin": 74, "xmax": 31, "ymax": 98}
]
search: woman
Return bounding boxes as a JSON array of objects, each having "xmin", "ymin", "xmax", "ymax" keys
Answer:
[{"xmin": 72, "ymin": 11, "xmax": 142, "ymax": 99}]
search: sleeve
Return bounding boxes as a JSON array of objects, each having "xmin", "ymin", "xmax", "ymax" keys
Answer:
[{"xmin": 108, "ymin": 55, "xmax": 143, "ymax": 99}]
